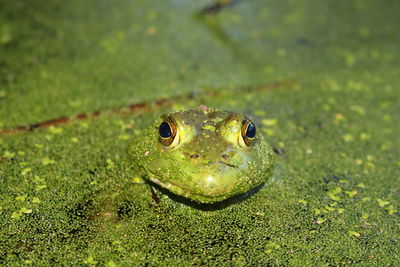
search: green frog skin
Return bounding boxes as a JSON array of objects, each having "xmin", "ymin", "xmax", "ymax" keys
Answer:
[{"xmin": 130, "ymin": 105, "xmax": 274, "ymax": 203}]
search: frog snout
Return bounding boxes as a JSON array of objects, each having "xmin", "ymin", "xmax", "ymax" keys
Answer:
[
  {"xmin": 186, "ymin": 153, "xmax": 231, "ymax": 161},
  {"xmin": 189, "ymin": 152, "xmax": 237, "ymax": 166}
]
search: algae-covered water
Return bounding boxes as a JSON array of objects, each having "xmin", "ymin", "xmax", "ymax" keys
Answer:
[{"xmin": 1, "ymin": 0, "xmax": 399, "ymax": 265}]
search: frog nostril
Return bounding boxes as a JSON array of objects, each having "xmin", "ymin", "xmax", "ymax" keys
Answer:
[
  {"xmin": 190, "ymin": 153, "xmax": 199, "ymax": 159},
  {"xmin": 221, "ymin": 154, "xmax": 229, "ymax": 160}
]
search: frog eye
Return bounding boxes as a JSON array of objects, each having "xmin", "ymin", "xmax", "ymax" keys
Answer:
[
  {"xmin": 159, "ymin": 118, "xmax": 180, "ymax": 147},
  {"xmin": 239, "ymin": 120, "xmax": 256, "ymax": 147}
]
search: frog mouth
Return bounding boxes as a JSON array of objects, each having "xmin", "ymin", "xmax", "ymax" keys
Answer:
[
  {"xmin": 217, "ymin": 160, "xmax": 238, "ymax": 168},
  {"xmin": 147, "ymin": 174, "xmax": 234, "ymax": 202},
  {"xmin": 148, "ymin": 177, "xmax": 196, "ymax": 195}
]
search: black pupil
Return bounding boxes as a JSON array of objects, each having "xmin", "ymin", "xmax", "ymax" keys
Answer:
[
  {"xmin": 246, "ymin": 122, "xmax": 256, "ymax": 138},
  {"xmin": 159, "ymin": 121, "xmax": 172, "ymax": 138}
]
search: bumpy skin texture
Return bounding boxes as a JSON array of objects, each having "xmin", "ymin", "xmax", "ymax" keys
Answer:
[{"xmin": 130, "ymin": 106, "xmax": 274, "ymax": 203}]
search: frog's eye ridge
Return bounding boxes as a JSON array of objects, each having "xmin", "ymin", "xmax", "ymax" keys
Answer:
[
  {"xmin": 159, "ymin": 118, "xmax": 179, "ymax": 147},
  {"xmin": 240, "ymin": 120, "xmax": 256, "ymax": 146}
]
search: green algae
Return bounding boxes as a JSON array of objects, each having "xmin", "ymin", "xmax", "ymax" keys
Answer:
[{"xmin": 1, "ymin": 0, "xmax": 399, "ymax": 265}]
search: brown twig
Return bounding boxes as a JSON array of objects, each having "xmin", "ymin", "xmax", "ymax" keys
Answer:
[
  {"xmin": 201, "ymin": 0, "xmax": 241, "ymax": 15},
  {"xmin": 0, "ymin": 80, "xmax": 297, "ymax": 135}
]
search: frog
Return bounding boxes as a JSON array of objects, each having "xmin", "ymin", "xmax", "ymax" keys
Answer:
[{"xmin": 130, "ymin": 105, "xmax": 274, "ymax": 204}]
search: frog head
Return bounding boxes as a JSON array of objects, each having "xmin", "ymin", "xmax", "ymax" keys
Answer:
[{"xmin": 130, "ymin": 106, "xmax": 274, "ymax": 203}]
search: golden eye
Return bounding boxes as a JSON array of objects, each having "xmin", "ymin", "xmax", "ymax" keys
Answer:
[
  {"xmin": 239, "ymin": 120, "xmax": 256, "ymax": 147},
  {"xmin": 158, "ymin": 118, "xmax": 179, "ymax": 147}
]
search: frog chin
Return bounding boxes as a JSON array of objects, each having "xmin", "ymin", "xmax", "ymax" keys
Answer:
[{"xmin": 147, "ymin": 174, "xmax": 247, "ymax": 203}]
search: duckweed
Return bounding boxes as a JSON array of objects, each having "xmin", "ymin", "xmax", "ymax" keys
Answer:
[{"xmin": 0, "ymin": 0, "xmax": 398, "ymax": 265}]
